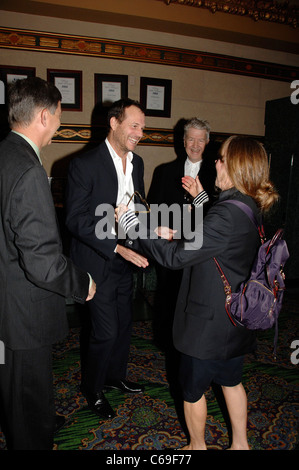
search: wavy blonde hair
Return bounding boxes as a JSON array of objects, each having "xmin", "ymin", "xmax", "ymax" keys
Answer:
[{"xmin": 221, "ymin": 135, "xmax": 279, "ymax": 212}]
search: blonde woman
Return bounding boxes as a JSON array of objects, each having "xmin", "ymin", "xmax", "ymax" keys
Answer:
[{"xmin": 117, "ymin": 136, "xmax": 279, "ymax": 450}]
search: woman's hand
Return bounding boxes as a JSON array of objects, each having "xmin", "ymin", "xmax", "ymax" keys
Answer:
[
  {"xmin": 182, "ymin": 175, "xmax": 204, "ymax": 198},
  {"xmin": 115, "ymin": 203, "xmax": 128, "ymax": 223}
]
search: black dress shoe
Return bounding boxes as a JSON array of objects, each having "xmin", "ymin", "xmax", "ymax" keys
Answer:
[
  {"xmin": 54, "ymin": 415, "xmax": 66, "ymax": 434},
  {"xmin": 85, "ymin": 391, "xmax": 115, "ymax": 420},
  {"xmin": 104, "ymin": 379, "xmax": 144, "ymax": 394}
]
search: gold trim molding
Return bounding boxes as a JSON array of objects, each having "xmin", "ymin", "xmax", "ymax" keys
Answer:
[
  {"xmin": 0, "ymin": 27, "xmax": 298, "ymax": 82},
  {"xmin": 53, "ymin": 124, "xmax": 260, "ymax": 146},
  {"xmin": 161, "ymin": 0, "xmax": 298, "ymax": 28},
  {"xmin": 53, "ymin": 125, "xmax": 176, "ymax": 146}
]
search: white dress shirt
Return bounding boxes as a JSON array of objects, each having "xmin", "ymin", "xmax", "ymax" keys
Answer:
[
  {"xmin": 105, "ymin": 138, "xmax": 135, "ymax": 210},
  {"xmin": 184, "ymin": 157, "xmax": 202, "ymax": 178}
]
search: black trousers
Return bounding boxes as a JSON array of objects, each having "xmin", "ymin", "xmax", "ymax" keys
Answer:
[
  {"xmin": 0, "ymin": 345, "xmax": 55, "ymax": 450},
  {"xmin": 82, "ymin": 256, "xmax": 133, "ymax": 395}
]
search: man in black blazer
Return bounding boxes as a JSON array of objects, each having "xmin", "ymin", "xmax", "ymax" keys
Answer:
[
  {"xmin": 146, "ymin": 118, "xmax": 216, "ymax": 389},
  {"xmin": 65, "ymin": 99, "xmax": 148, "ymax": 420},
  {"xmin": 148, "ymin": 117, "xmax": 216, "ymax": 216},
  {"xmin": 0, "ymin": 77, "xmax": 96, "ymax": 450}
]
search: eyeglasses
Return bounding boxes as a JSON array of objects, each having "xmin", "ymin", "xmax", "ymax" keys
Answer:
[
  {"xmin": 127, "ymin": 191, "xmax": 151, "ymax": 213},
  {"xmin": 215, "ymin": 154, "xmax": 224, "ymax": 163}
]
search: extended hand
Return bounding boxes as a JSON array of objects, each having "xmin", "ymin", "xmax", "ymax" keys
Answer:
[
  {"xmin": 154, "ymin": 226, "xmax": 177, "ymax": 241},
  {"xmin": 182, "ymin": 175, "xmax": 204, "ymax": 198},
  {"xmin": 115, "ymin": 203, "xmax": 128, "ymax": 223}
]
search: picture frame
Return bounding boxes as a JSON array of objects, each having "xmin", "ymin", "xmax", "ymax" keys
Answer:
[
  {"xmin": 140, "ymin": 77, "xmax": 172, "ymax": 117},
  {"xmin": 47, "ymin": 69, "xmax": 82, "ymax": 111},
  {"xmin": 0, "ymin": 65, "xmax": 35, "ymax": 87},
  {"xmin": 94, "ymin": 73, "xmax": 128, "ymax": 107}
]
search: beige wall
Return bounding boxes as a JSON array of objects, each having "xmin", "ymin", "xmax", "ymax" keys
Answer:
[{"xmin": 1, "ymin": 11, "xmax": 298, "ymax": 192}]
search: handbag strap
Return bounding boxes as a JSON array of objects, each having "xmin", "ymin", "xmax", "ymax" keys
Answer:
[
  {"xmin": 221, "ymin": 199, "xmax": 265, "ymax": 242},
  {"xmin": 213, "ymin": 257, "xmax": 237, "ymax": 325}
]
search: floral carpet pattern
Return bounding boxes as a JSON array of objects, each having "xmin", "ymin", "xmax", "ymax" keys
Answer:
[
  {"xmin": 0, "ymin": 294, "xmax": 298, "ymax": 451},
  {"xmin": 53, "ymin": 297, "xmax": 298, "ymax": 451}
]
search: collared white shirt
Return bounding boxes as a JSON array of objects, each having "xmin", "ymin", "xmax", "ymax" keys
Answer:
[
  {"xmin": 105, "ymin": 138, "xmax": 135, "ymax": 211},
  {"xmin": 184, "ymin": 157, "xmax": 202, "ymax": 178}
]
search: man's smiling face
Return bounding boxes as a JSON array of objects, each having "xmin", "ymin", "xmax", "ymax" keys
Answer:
[
  {"xmin": 184, "ymin": 127, "xmax": 209, "ymax": 163},
  {"xmin": 110, "ymin": 105, "xmax": 145, "ymax": 157}
]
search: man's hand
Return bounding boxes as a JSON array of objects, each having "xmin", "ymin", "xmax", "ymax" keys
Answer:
[
  {"xmin": 116, "ymin": 244, "xmax": 149, "ymax": 268},
  {"xmin": 154, "ymin": 226, "xmax": 177, "ymax": 241},
  {"xmin": 86, "ymin": 279, "xmax": 96, "ymax": 301}
]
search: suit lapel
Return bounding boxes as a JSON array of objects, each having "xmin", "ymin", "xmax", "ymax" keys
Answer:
[
  {"xmin": 132, "ymin": 154, "xmax": 139, "ymax": 191},
  {"xmin": 100, "ymin": 141, "xmax": 119, "ymax": 198}
]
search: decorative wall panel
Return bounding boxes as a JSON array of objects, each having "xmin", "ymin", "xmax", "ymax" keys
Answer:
[{"xmin": 0, "ymin": 27, "xmax": 298, "ymax": 82}]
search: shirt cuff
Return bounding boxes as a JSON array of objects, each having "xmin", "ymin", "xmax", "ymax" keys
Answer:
[
  {"xmin": 87, "ymin": 273, "xmax": 93, "ymax": 290},
  {"xmin": 119, "ymin": 209, "xmax": 139, "ymax": 233},
  {"xmin": 193, "ymin": 191, "xmax": 209, "ymax": 207}
]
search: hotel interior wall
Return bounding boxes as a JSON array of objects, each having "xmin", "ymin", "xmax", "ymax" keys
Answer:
[{"xmin": 0, "ymin": 10, "xmax": 296, "ymax": 193}]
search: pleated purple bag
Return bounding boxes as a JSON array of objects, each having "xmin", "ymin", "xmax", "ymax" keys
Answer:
[{"xmin": 214, "ymin": 200, "xmax": 290, "ymax": 355}]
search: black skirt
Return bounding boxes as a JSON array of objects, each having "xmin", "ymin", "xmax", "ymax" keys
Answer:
[{"xmin": 179, "ymin": 353, "xmax": 244, "ymax": 402}]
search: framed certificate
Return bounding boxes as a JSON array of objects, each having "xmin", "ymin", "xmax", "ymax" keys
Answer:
[
  {"xmin": 95, "ymin": 73, "xmax": 128, "ymax": 107},
  {"xmin": 140, "ymin": 77, "xmax": 172, "ymax": 117},
  {"xmin": 0, "ymin": 65, "xmax": 36, "ymax": 104},
  {"xmin": 47, "ymin": 69, "xmax": 82, "ymax": 111}
]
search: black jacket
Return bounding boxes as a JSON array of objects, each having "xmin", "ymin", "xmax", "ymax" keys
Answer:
[
  {"xmin": 0, "ymin": 132, "xmax": 89, "ymax": 350},
  {"xmin": 127, "ymin": 188, "xmax": 259, "ymax": 360},
  {"xmin": 65, "ymin": 140, "xmax": 145, "ymax": 283}
]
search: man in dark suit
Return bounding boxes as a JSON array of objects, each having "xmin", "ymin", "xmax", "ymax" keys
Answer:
[
  {"xmin": 0, "ymin": 77, "xmax": 96, "ymax": 450},
  {"xmin": 146, "ymin": 118, "xmax": 216, "ymax": 391},
  {"xmin": 65, "ymin": 99, "xmax": 148, "ymax": 420},
  {"xmin": 148, "ymin": 117, "xmax": 216, "ymax": 217}
]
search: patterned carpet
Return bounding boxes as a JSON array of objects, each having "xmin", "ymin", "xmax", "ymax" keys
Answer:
[
  {"xmin": 0, "ymin": 292, "xmax": 298, "ymax": 452},
  {"xmin": 55, "ymin": 291, "xmax": 298, "ymax": 451}
]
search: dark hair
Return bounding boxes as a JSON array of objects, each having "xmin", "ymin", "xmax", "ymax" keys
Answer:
[
  {"xmin": 7, "ymin": 76, "xmax": 62, "ymax": 127},
  {"xmin": 107, "ymin": 98, "xmax": 144, "ymax": 128}
]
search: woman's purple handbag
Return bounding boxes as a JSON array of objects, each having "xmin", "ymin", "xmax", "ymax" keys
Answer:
[{"xmin": 214, "ymin": 200, "xmax": 289, "ymax": 354}]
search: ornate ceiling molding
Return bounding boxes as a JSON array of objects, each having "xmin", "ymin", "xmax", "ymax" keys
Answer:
[{"xmin": 161, "ymin": 0, "xmax": 298, "ymax": 28}]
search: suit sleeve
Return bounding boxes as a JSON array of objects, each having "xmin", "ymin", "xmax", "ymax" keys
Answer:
[{"xmin": 10, "ymin": 165, "xmax": 89, "ymax": 303}]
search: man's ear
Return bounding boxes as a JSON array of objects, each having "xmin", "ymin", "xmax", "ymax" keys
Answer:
[
  {"xmin": 40, "ymin": 108, "xmax": 48, "ymax": 127},
  {"xmin": 110, "ymin": 116, "xmax": 118, "ymax": 131}
]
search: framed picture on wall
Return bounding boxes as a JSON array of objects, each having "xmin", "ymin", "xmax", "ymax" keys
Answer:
[
  {"xmin": 0, "ymin": 65, "xmax": 36, "ymax": 86},
  {"xmin": 47, "ymin": 69, "xmax": 82, "ymax": 111},
  {"xmin": 140, "ymin": 77, "xmax": 172, "ymax": 117},
  {"xmin": 95, "ymin": 73, "xmax": 128, "ymax": 107}
]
